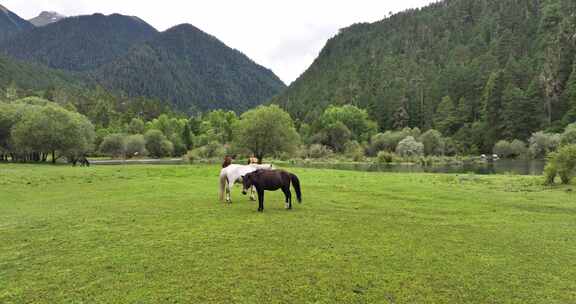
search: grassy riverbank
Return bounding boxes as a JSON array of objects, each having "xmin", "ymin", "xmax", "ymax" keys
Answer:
[{"xmin": 1, "ymin": 164, "xmax": 575, "ymax": 303}]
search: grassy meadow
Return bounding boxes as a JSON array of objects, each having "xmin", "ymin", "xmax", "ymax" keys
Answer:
[{"xmin": 0, "ymin": 163, "xmax": 575, "ymax": 303}]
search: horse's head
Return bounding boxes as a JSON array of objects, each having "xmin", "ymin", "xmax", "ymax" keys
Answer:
[
  {"xmin": 241, "ymin": 173, "xmax": 254, "ymax": 195},
  {"xmin": 222, "ymin": 156, "xmax": 232, "ymax": 168}
]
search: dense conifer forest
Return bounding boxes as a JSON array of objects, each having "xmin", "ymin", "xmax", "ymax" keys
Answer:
[
  {"xmin": 274, "ymin": 0, "xmax": 576, "ymax": 151},
  {"xmin": 0, "ymin": 11, "xmax": 285, "ymax": 113}
]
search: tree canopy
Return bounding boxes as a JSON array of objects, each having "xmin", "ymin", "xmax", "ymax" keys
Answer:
[{"xmin": 233, "ymin": 105, "xmax": 300, "ymax": 162}]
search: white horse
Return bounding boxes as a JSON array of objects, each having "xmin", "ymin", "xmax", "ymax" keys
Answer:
[{"xmin": 219, "ymin": 164, "xmax": 273, "ymax": 203}]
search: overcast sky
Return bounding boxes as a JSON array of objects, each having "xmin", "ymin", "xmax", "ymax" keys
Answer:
[{"xmin": 4, "ymin": 0, "xmax": 437, "ymax": 84}]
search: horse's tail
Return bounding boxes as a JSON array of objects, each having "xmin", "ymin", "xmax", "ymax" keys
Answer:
[
  {"xmin": 218, "ymin": 171, "xmax": 227, "ymax": 201},
  {"xmin": 289, "ymin": 173, "xmax": 302, "ymax": 203}
]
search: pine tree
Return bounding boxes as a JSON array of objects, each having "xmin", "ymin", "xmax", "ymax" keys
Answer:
[
  {"xmin": 481, "ymin": 70, "xmax": 506, "ymax": 147},
  {"xmin": 182, "ymin": 122, "xmax": 193, "ymax": 150},
  {"xmin": 434, "ymin": 96, "xmax": 459, "ymax": 135},
  {"xmin": 392, "ymin": 106, "xmax": 409, "ymax": 130},
  {"xmin": 562, "ymin": 61, "xmax": 576, "ymax": 124}
]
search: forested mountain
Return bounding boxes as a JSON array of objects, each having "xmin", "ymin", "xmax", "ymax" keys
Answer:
[
  {"xmin": 0, "ymin": 4, "xmax": 34, "ymax": 41},
  {"xmin": 0, "ymin": 54, "xmax": 82, "ymax": 94},
  {"xmin": 0, "ymin": 13, "xmax": 158, "ymax": 71},
  {"xmin": 0, "ymin": 6, "xmax": 285, "ymax": 113},
  {"xmin": 274, "ymin": 0, "xmax": 576, "ymax": 151},
  {"xmin": 91, "ymin": 24, "xmax": 286, "ymax": 112},
  {"xmin": 29, "ymin": 11, "xmax": 66, "ymax": 27}
]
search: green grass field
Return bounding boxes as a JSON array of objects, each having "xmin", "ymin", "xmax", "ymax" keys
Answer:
[{"xmin": 1, "ymin": 164, "xmax": 575, "ymax": 303}]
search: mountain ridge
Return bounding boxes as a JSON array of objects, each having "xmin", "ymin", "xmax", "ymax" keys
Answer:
[
  {"xmin": 0, "ymin": 4, "xmax": 34, "ymax": 41},
  {"xmin": 0, "ymin": 13, "xmax": 159, "ymax": 71},
  {"xmin": 29, "ymin": 11, "xmax": 66, "ymax": 27},
  {"xmin": 91, "ymin": 23, "xmax": 286, "ymax": 112}
]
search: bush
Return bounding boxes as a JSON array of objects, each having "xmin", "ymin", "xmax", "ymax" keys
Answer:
[
  {"xmin": 344, "ymin": 141, "xmax": 365, "ymax": 161},
  {"xmin": 367, "ymin": 130, "xmax": 409, "ymax": 155},
  {"xmin": 99, "ymin": 134, "xmax": 126, "ymax": 158},
  {"xmin": 510, "ymin": 139, "xmax": 528, "ymax": 157},
  {"xmin": 125, "ymin": 134, "xmax": 146, "ymax": 158},
  {"xmin": 493, "ymin": 140, "xmax": 513, "ymax": 158},
  {"xmin": 561, "ymin": 123, "xmax": 576, "ymax": 145},
  {"xmin": 419, "ymin": 129, "xmax": 444, "ymax": 156},
  {"xmin": 187, "ymin": 142, "xmax": 226, "ymax": 161},
  {"xmin": 305, "ymin": 144, "xmax": 333, "ymax": 159},
  {"xmin": 396, "ymin": 136, "xmax": 424, "ymax": 157},
  {"xmin": 184, "ymin": 150, "xmax": 200, "ymax": 164},
  {"xmin": 377, "ymin": 151, "xmax": 394, "ymax": 164},
  {"xmin": 126, "ymin": 118, "xmax": 145, "ymax": 134},
  {"xmin": 529, "ymin": 131, "xmax": 561, "ymax": 159},
  {"xmin": 320, "ymin": 122, "xmax": 352, "ymax": 152},
  {"xmin": 145, "ymin": 130, "xmax": 173, "ymax": 158},
  {"xmin": 443, "ymin": 138, "xmax": 459, "ymax": 156},
  {"xmin": 544, "ymin": 144, "xmax": 576, "ymax": 185}
]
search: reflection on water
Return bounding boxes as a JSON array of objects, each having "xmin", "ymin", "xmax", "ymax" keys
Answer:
[
  {"xmin": 92, "ymin": 158, "xmax": 546, "ymax": 176},
  {"xmin": 283, "ymin": 159, "xmax": 546, "ymax": 176}
]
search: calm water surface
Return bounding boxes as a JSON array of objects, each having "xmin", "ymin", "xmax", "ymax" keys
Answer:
[
  {"xmin": 92, "ymin": 159, "xmax": 546, "ymax": 176},
  {"xmin": 283, "ymin": 159, "xmax": 546, "ymax": 176}
]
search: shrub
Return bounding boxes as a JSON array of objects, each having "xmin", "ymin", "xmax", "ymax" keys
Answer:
[
  {"xmin": 561, "ymin": 123, "xmax": 576, "ymax": 145},
  {"xmin": 396, "ymin": 136, "xmax": 424, "ymax": 157},
  {"xmin": 305, "ymin": 144, "xmax": 333, "ymax": 159},
  {"xmin": 126, "ymin": 118, "xmax": 146, "ymax": 134},
  {"xmin": 443, "ymin": 138, "xmax": 459, "ymax": 156},
  {"xmin": 510, "ymin": 139, "xmax": 528, "ymax": 157},
  {"xmin": 125, "ymin": 134, "xmax": 146, "ymax": 158},
  {"xmin": 188, "ymin": 141, "xmax": 226, "ymax": 160},
  {"xmin": 184, "ymin": 150, "xmax": 200, "ymax": 164},
  {"xmin": 202, "ymin": 141, "xmax": 226, "ymax": 159},
  {"xmin": 320, "ymin": 122, "xmax": 352, "ymax": 152},
  {"xmin": 367, "ymin": 130, "xmax": 409, "ymax": 155},
  {"xmin": 99, "ymin": 134, "xmax": 126, "ymax": 158},
  {"xmin": 493, "ymin": 140, "xmax": 513, "ymax": 158},
  {"xmin": 419, "ymin": 129, "xmax": 444, "ymax": 156},
  {"xmin": 544, "ymin": 144, "xmax": 576, "ymax": 185},
  {"xmin": 377, "ymin": 151, "xmax": 394, "ymax": 164},
  {"xmin": 529, "ymin": 131, "xmax": 561, "ymax": 159},
  {"xmin": 344, "ymin": 141, "xmax": 365, "ymax": 161},
  {"xmin": 145, "ymin": 130, "xmax": 173, "ymax": 158}
]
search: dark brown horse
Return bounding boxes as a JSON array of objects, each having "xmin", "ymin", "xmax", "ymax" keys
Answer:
[{"xmin": 241, "ymin": 169, "xmax": 302, "ymax": 212}]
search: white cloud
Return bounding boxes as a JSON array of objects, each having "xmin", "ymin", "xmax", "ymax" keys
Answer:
[{"xmin": 4, "ymin": 0, "xmax": 437, "ymax": 84}]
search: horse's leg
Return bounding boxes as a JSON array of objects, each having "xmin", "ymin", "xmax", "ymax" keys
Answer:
[
  {"xmin": 226, "ymin": 180, "xmax": 232, "ymax": 204},
  {"xmin": 281, "ymin": 186, "xmax": 292, "ymax": 210},
  {"xmin": 250, "ymin": 185, "xmax": 256, "ymax": 201},
  {"xmin": 257, "ymin": 188, "xmax": 264, "ymax": 212}
]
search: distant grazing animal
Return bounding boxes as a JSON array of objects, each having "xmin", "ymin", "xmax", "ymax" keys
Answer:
[
  {"xmin": 71, "ymin": 155, "xmax": 90, "ymax": 167},
  {"xmin": 219, "ymin": 164, "xmax": 273, "ymax": 203},
  {"xmin": 241, "ymin": 169, "xmax": 301, "ymax": 212},
  {"xmin": 79, "ymin": 156, "xmax": 90, "ymax": 167}
]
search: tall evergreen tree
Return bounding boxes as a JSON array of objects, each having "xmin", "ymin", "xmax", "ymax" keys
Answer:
[
  {"xmin": 434, "ymin": 96, "xmax": 459, "ymax": 135},
  {"xmin": 392, "ymin": 106, "xmax": 409, "ymax": 130},
  {"xmin": 481, "ymin": 70, "xmax": 506, "ymax": 147},
  {"xmin": 562, "ymin": 61, "xmax": 576, "ymax": 124}
]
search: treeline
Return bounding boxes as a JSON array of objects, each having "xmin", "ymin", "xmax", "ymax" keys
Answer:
[
  {"xmin": 1, "ymin": 86, "xmax": 575, "ymax": 166},
  {"xmin": 0, "ymin": 97, "xmax": 94, "ymax": 163},
  {"xmin": 274, "ymin": 0, "xmax": 576, "ymax": 153}
]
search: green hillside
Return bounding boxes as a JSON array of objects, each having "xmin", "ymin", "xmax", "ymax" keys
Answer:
[
  {"xmin": 0, "ymin": 13, "xmax": 158, "ymax": 71},
  {"xmin": 91, "ymin": 24, "xmax": 286, "ymax": 112},
  {"xmin": 274, "ymin": 0, "xmax": 576, "ymax": 150}
]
